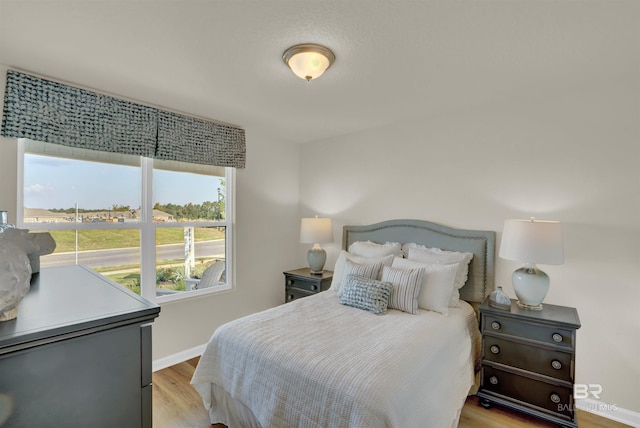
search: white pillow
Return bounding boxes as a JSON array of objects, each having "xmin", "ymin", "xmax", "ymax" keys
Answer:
[
  {"xmin": 330, "ymin": 251, "xmax": 394, "ymax": 294},
  {"xmin": 381, "ymin": 265, "xmax": 423, "ymax": 315},
  {"xmin": 406, "ymin": 245, "xmax": 473, "ymax": 307},
  {"xmin": 348, "ymin": 241, "xmax": 402, "ymax": 258},
  {"xmin": 391, "ymin": 257, "xmax": 458, "ymax": 316}
]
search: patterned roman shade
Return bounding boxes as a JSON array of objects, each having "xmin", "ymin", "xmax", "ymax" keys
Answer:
[
  {"xmin": 1, "ymin": 70, "xmax": 246, "ymax": 168},
  {"xmin": 157, "ymin": 111, "xmax": 246, "ymax": 168}
]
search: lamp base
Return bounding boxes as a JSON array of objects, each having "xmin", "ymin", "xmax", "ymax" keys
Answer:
[
  {"xmin": 516, "ymin": 301, "xmax": 543, "ymax": 311},
  {"xmin": 307, "ymin": 244, "xmax": 327, "ymax": 274},
  {"xmin": 512, "ymin": 263, "xmax": 549, "ymax": 310}
]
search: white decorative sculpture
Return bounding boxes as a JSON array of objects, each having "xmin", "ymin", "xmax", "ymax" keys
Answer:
[
  {"xmin": 0, "ymin": 229, "xmax": 56, "ymax": 273},
  {"xmin": 0, "ymin": 238, "xmax": 34, "ymax": 322},
  {"xmin": 0, "ymin": 229, "xmax": 56, "ymax": 321}
]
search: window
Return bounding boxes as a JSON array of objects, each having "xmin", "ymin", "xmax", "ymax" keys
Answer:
[{"xmin": 18, "ymin": 139, "xmax": 233, "ymax": 302}]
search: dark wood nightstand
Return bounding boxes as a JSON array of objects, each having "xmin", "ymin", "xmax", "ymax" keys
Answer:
[
  {"xmin": 477, "ymin": 297, "xmax": 581, "ymax": 428},
  {"xmin": 283, "ymin": 268, "xmax": 333, "ymax": 302}
]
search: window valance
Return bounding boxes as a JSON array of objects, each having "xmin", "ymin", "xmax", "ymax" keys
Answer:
[{"xmin": 1, "ymin": 70, "xmax": 246, "ymax": 168}]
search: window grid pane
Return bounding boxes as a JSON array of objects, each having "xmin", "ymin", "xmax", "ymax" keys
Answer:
[{"xmin": 19, "ymin": 139, "xmax": 232, "ymax": 301}]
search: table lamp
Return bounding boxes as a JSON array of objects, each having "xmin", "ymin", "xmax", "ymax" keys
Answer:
[
  {"xmin": 499, "ymin": 217, "xmax": 564, "ymax": 310},
  {"xmin": 300, "ymin": 216, "xmax": 333, "ymax": 274}
]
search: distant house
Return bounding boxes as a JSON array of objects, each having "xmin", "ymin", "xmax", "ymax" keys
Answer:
[
  {"xmin": 23, "ymin": 208, "xmax": 70, "ymax": 223},
  {"xmin": 130, "ymin": 209, "xmax": 174, "ymax": 222},
  {"xmin": 152, "ymin": 210, "xmax": 174, "ymax": 222},
  {"xmin": 23, "ymin": 208, "xmax": 173, "ymax": 223}
]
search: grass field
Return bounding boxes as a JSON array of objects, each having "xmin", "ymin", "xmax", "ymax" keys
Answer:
[
  {"xmin": 42, "ymin": 227, "xmax": 224, "ymax": 294},
  {"xmin": 101, "ymin": 259, "xmax": 216, "ymax": 294},
  {"xmin": 48, "ymin": 227, "xmax": 224, "ymax": 253}
]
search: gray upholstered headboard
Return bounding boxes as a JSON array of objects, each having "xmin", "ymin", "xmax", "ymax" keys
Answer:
[{"xmin": 342, "ymin": 219, "xmax": 496, "ymax": 303}]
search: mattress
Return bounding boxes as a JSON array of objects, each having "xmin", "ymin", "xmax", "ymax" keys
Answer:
[{"xmin": 192, "ymin": 290, "xmax": 481, "ymax": 428}]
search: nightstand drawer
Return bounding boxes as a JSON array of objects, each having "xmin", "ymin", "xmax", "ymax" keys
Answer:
[
  {"xmin": 483, "ymin": 315, "xmax": 575, "ymax": 348},
  {"xmin": 482, "ymin": 366, "xmax": 574, "ymax": 419},
  {"xmin": 483, "ymin": 336, "xmax": 573, "ymax": 382},
  {"xmin": 284, "ymin": 269, "xmax": 333, "ymax": 303},
  {"xmin": 286, "ymin": 287, "xmax": 315, "ymax": 302},
  {"xmin": 286, "ymin": 277, "xmax": 322, "ymax": 293}
]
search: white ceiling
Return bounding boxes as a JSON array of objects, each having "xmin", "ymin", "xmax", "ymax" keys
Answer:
[{"xmin": 0, "ymin": 0, "xmax": 638, "ymax": 144}]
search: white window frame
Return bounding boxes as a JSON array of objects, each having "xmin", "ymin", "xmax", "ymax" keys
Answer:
[{"xmin": 16, "ymin": 139, "xmax": 234, "ymax": 303}]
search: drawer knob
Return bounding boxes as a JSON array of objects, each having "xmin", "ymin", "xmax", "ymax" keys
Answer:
[
  {"xmin": 552, "ymin": 333, "xmax": 563, "ymax": 343},
  {"xmin": 550, "ymin": 393, "xmax": 561, "ymax": 404},
  {"xmin": 491, "ymin": 321, "xmax": 501, "ymax": 330},
  {"xmin": 551, "ymin": 360, "xmax": 562, "ymax": 370},
  {"xmin": 489, "ymin": 376, "xmax": 498, "ymax": 385},
  {"xmin": 287, "ymin": 279, "xmax": 294, "ymax": 286},
  {"xmin": 312, "ymin": 285, "xmax": 318, "ymax": 291},
  {"xmin": 490, "ymin": 345, "xmax": 500, "ymax": 354}
]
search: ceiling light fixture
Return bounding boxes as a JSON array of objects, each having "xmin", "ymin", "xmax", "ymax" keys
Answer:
[{"xmin": 282, "ymin": 43, "xmax": 335, "ymax": 82}]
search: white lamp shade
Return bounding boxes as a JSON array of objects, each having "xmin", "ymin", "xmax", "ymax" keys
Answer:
[
  {"xmin": 300, "ymin": 217, "xmax": 333, "ymax": 244},
  {"xmin": 499, "ymin": 219, "xmax": 564, "ymax": 265}
]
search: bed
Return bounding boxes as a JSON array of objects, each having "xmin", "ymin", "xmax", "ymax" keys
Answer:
[{"xmin": 191, "ymin": 219, "xmax": 496, "ymax": 427}]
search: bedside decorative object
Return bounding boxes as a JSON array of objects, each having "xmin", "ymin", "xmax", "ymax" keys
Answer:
[
  {"xmin": 488, "ymin": 286, "xmax": 511, "ymax": 311},
  {"xmin": 478, "ymin": 297, "xmax": 580, "ymax": 427},
  {"xmin": 499, "ymin": 218, "xmax": 564, "ymax": 310},
  {"xmin": 300, "ymin": 216, "xmax": 333, "ymax": 274},
  {"xmin": 284, "ymin": 268, "xmax": 333, "ymax": 302}
]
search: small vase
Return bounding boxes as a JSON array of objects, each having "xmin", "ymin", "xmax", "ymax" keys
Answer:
[{"xmin": 489, "ymin": 286, "xmax": 511, "ymax": 311}]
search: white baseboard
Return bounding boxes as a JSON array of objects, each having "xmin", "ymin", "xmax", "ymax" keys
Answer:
[
  {"xmin": 152, "ymin": 343, "xmax": 207, "ymax": 372},
  {"xmin": 577, "ymin": 398, "xmax": 640, "ymax": 427}
]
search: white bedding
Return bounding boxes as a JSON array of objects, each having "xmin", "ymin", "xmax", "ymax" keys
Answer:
[{"xmin": 192, "ymin": 291, "xmax": 481, "ymax": 428}]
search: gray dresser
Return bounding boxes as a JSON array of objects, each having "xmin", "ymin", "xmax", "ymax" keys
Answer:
[
  {"xmin": 477, "ymin": 297, "xmax": 580, "ymax": 428},
  {"xmin": 0, "ymin": 265, "xmax": 160, "ymax": 428}
]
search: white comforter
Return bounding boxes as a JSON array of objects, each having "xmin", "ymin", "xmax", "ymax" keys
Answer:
[{"xmin": 192, "ymin": 291, "xmax": 480, "ymax": 428}]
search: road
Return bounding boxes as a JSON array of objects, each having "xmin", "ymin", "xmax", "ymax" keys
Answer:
[{"xmin": 40, "ymin": 240, "xmax": 225, "ymax": 269}]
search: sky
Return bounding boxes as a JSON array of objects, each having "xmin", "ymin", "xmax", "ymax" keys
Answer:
[{"xmin": 24, "ymin": 154, "xmax": 224, "ymax": 210}]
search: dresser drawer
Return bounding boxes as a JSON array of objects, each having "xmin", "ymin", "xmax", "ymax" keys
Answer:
[
  {"xmin": 483, "ymin": 314, "xmax": 575, "ymax": 349},
  {"xmin": 482, "ymin": 366, "xmax": 574, "ymax": 419},
  {"xmin": 483, "ymin": 336, "xmax": 573, "ymax": 382},
  {"xmin": 285, "ymin": 277, "xmax": 322, "ymax": 293}
]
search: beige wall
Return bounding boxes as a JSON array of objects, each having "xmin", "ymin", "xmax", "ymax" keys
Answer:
[{"xmin": 299, "ymin": 74, "xmax": 640, "ymax": 412}]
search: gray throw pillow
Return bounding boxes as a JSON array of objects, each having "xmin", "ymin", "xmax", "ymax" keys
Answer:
[{"xmin": 339, "ymin": 274, "xmax": 393, "ymax": 315}]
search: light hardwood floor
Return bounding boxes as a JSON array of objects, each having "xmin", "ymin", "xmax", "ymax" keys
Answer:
[{"xmin": 153, "ymin": 358, "xmax": 630, "ymax": 428}]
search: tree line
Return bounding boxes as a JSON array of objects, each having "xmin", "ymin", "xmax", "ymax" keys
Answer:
[
  {"xmin": 48, "ymin": 201, "xmax": 225, "ymax": 221},
  {"xmin": 153, "ymin": 201, "xmax": 225, "ymax": 220}
]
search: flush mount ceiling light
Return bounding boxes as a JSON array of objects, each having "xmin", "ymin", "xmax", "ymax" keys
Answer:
[{"xmin": 282, "ymin": 43, "xmax": 335, "ymax": 81}]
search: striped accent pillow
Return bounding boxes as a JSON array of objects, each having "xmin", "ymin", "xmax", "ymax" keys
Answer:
[
  {"xmin": 392, "ymin": 257, "xmax": 458, "ymax": 316},
  {"xmin": 339, "ymin": 274, "xmax": 393, "ymax": 315},
  {"xmin": 337, "ymin": 260, "xmax": 384, "ymax": 297},
  {"xmin": 381, "ymin": 266, "xmax": 424, "ymax": 314}
]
